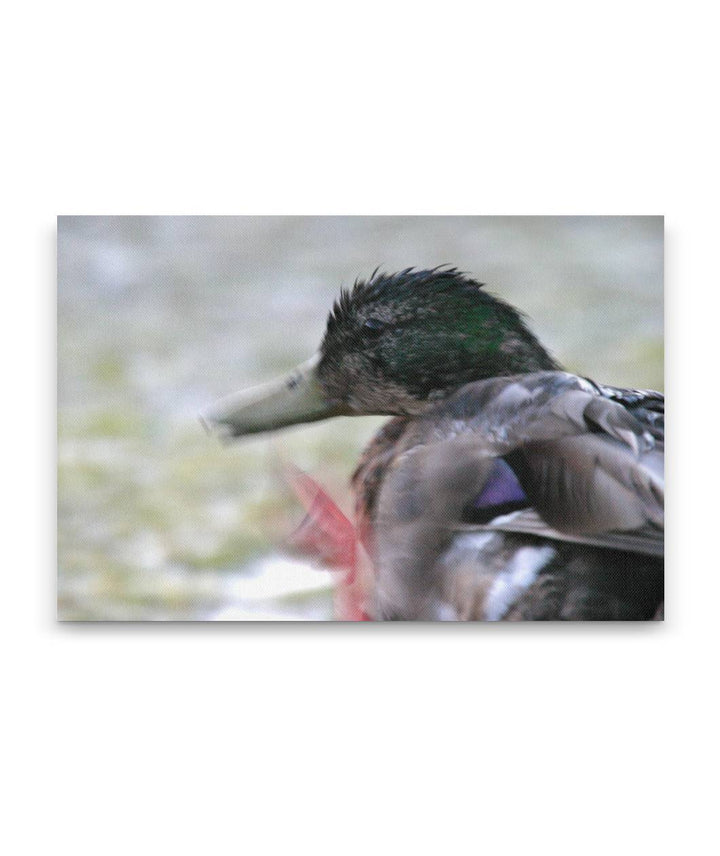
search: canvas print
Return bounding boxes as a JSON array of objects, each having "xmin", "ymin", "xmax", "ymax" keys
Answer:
[{"xmin": 58, "ymin": 216, "xmax": 664, "ymax": 621}]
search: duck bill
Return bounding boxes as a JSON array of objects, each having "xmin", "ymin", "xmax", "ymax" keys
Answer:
[{"xmin": 200, "ymin": 353, "xmax": 350, "ymax": 439}]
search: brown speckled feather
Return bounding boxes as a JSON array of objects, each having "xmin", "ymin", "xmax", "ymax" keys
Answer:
[{"xmin": 358, "ymin": 372, "xmax": 663, "ymax": 620}]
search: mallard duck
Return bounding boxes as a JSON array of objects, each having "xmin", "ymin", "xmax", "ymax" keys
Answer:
[{"xmin": 202, "ymin": 267, "xmax": 664, "ymax": 621}]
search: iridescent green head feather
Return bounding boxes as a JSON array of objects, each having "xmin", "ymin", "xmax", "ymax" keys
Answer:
[
  {"xmin": 317, "ymin": 267, "xmax": 560, "ymax": 415},
  {"xmin": 202, "ymin": 267, "xmax": 560, "ymax": 438}
]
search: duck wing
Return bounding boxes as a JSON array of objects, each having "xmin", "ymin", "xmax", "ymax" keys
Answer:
[
  {"xmin": 370, "ymin": 372, "xmax": 664, "ymax": 620},
  {"xmin": 453, "ymin": 511, "xmax": 664, "ymax": 557}
]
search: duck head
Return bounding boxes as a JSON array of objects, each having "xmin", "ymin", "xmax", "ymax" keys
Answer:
[{"xmin": 202, "ymin": 267, "xmax": 560, "ymax": 438}]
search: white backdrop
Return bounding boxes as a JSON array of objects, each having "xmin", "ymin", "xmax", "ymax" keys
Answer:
[{"xmin": 4, "ymin": 3, "xmax": 714, "ymax": 855}]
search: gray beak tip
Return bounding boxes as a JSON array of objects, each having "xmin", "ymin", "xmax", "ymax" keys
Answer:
[
  {"xmin": 199, "ymin": 410, "xmax": 236, "ymax": 444},
  {"xmin": 199, "ymin": 353, "xmax": 342, "ymax": 441}
]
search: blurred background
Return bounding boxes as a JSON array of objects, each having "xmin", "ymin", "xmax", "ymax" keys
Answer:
[{"xmin": 57, "ymin": 216, "xmax": 663, "ymax": 620}]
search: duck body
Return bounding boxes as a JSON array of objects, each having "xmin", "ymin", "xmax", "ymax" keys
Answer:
[
  {"xmin": 203, "ymin": 268, "xmax": 664, "ymax": 621},
  {"xmin": 353, "ymin": 372, "xmax": 663, "ymax": 620}
]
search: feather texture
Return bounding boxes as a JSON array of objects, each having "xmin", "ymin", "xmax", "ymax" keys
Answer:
[{"xmin": 367, "ymin": 372, "xmax": 663, "ymax": 620}]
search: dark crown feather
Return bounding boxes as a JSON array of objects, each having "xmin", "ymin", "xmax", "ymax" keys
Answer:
[{"xmin": 326, "ymin": 266, "xmax": 487, "ymax": 335}]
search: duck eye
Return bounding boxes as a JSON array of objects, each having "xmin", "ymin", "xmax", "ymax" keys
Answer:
[{"xmin": 363, "ymin": 318, "xmax": 385, "ymax": 336}]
